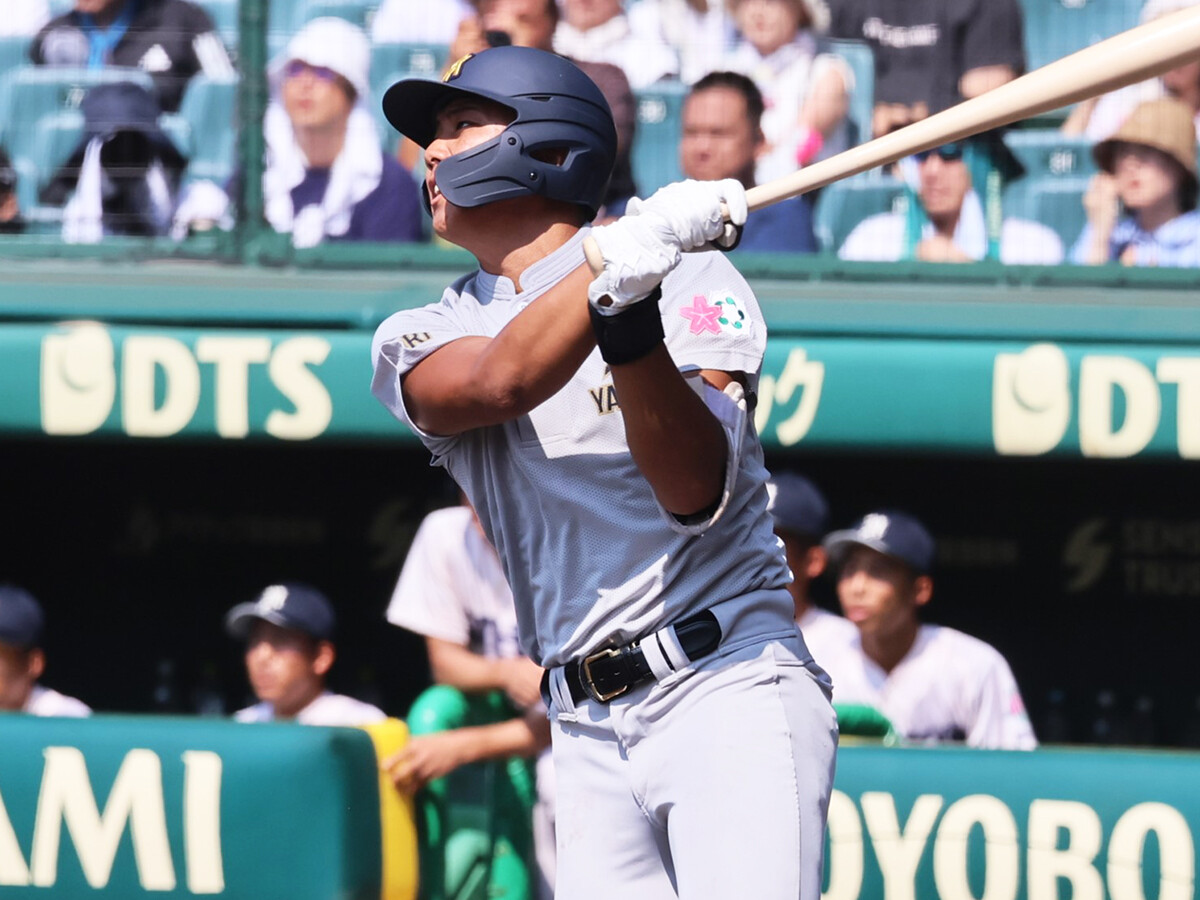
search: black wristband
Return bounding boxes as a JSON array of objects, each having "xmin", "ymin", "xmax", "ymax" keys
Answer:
[{"xmin": 589, "ymin": 286, "xmax": 665, "ymax": 365}]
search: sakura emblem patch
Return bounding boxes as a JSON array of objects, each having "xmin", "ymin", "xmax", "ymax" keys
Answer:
[{"xmin": 680, "ymin": 292, "xmax": 752, "ymax": 336}]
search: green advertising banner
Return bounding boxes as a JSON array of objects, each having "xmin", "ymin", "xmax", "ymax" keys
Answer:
[{"xmin": 4, "ymin": 319, "xmax": 1199, "ymax": 459}]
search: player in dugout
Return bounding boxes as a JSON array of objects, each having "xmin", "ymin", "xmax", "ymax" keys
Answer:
[
  {"xmin": 0, "ymin": 584, "xmax": 91, "ymax": 717},
  {"xmin": 372, "ymin": 45, "xmax": 837, "ymax": 900}
]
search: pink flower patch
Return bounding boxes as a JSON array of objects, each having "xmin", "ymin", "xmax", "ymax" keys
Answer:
[{"xmin": 680, "ymin": 294, "xmax": 723, "ymax": 335}]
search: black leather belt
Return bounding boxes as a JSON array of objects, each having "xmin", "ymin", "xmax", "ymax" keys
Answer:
[{"xmin": 547, "ymin": 609, "xmax": 722, "ymax": 705}]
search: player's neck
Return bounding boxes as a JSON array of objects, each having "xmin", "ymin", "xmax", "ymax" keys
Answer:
[
  {"xmin": 272, "ymin": 682, "xmax": 325, "ymax": 720},
  {"xmin": 473, "ymin": 220, "xmax": 583, "ymax": 290},
  {"xmin": 861, "ymin": 619, "xmax": 920, "ymax": 673}
]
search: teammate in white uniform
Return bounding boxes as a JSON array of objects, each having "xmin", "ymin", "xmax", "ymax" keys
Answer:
[
  {"xmin": 373, "ymin": 46, "xmax": 837, "ymax": 900},
  {"xmin": 227, "ymin": 583, "xmax": 386, "ymax": 727},
  {"xmin": 820, "ymin": 511, "xmax": 1038, "ymax": 749},
  {"xmin": 383, "ymin": 502, "xmax": 557, "ymax": 899},
  {"xmin": 765, "ymin": 471, "xmax": 857, "ymax": 661},
  {"xmin": 0, "ymin": 584, "xmax": 91, "ymax": 717}
]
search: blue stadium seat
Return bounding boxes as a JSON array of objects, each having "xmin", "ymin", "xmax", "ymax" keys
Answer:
[
  {"xmin": 176, "ymin": 74, "xmax": 238, "ymax": 186},
  {"xmin": 195, "ymin": 0, "xmax": 239, "ymax": 51},
  {"xmin": 631, "ymin": 82, "xmax": 687, "ymax": 196},
  {"xmin": 0, "ymin": 36, "xmax": 32, "ymax": 80},
  {"xmin": 813, "ymin": 173, "xmax": 906, "ymax": 253},
  {"xmin": 1004, "ymin": 175, "xmax": 1092, "ymax": 250},
  {"xmin": 1003, "ymin": 129, "xmax": 1098, "ymax": 180},
  {"xmin": 1019, "ymin": 0, "xmax": 1141, "ymax": 72},
  {"xmin": 274, "ymin": 0, "xmax": 375, "ymax": 36},
  {"xmin": 820, "ymin": 37, "xmax": 874, "ymax": 149},
  {"xmin": 370, "ymin": 43, "xmax": 449, "ymax": 152}
]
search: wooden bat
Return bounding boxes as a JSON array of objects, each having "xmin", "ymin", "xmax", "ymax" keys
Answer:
[{"xmin": 583, "ymin": 4, "xmax": 1200, "ymax": 273}]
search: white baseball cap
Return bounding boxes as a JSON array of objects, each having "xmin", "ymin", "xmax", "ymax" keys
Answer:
[{"xmin": 269, "ymin": 16, "xmax": 372, "ymax": 102}]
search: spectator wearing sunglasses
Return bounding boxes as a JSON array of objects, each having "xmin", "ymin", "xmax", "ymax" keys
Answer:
[
  {"xmin": 839, "ymin": 134, "xmax": 1064, "ymax": 265},
  {"xmin": 176, "ymin": 17, "xmax": 423, "ymax": 246},
  {"xmin": 0, "ymin": 148, "xmax": 25, "ymax": 235}
]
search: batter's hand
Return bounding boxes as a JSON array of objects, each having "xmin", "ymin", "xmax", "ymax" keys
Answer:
[
  {"xmin": 586, "ymin": 213, "xmax": 680, "ymax": 313},
  {"xmin": 627, "ymin": 178, "xmax": 749, "ymax": 251},
  {"xmin": 384, "ymin": 732, "xmax": 472, "ymax": 795}
]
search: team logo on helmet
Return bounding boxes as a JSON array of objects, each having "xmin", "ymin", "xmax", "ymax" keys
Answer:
[{"xmin": 443, "ymin": 54, "xmax": 473, "ymax": 82}]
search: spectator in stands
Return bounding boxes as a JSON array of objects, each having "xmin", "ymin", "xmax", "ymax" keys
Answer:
[
  {"xmin": 679, "ymin": 71, "xmax": 816, "ymax": 251},
  {"xmin": 553, "ymin": 0, "xmax": 679, "ymax": 89},
  {"xmin": 29, "ymin": 0, "xmax": 235, "ymax": 113},
  {"xmin": 626, "ymin": 0, "xmax": 737, "ymax": 86},
  {"xmin": 227, "ymin": 582, "xmax": 387, "ymax": 726},
  {"xmin": 820, "ymin": 511, "xmax": 1038, "ymax": 749},
  {"xmin": 1063, "ymin": 0, "xmax": 1200, "ymax": 142},
  {"xmin": 1, "ymin": 0, "xmax": 50, "ymax": 37},
  {"xmin": 372, "ymin": 0, "xmax": 474, "ymax": 44},
  {"xmin": 0, "ymin": 584, "xmax": 91, "ymax": 717},
  {"xmin": 0, "ymin": 148, "xmax": 25, "ymax": 235},
  {"xmin": 723, "ymin": 0, "xmax": 851, "ymax": 183},
  {"xmin": 765, "ymin": 472, "xmax": 856, "ymax": 655},
  {"xmin": 383, "ymin": 499, "xmax": 556, "ymax": 899},
  {"xmin": 1072, "ymin": 98, "xmax": 1200, "ymax": 267},
  {"xmin": 444, "ymin": 0, "xmax": 638, "ymax": 219},
  {"xmin": 839, "ymin": 135, "xmax": 1065, "ymax": 265},
  {"xmin": 41, "ymin": 81, "xmax": 188, "ymax": 242},
  {"xmin": 829, "ymin": 0, "xmax": 1024, "ymax": 139}
]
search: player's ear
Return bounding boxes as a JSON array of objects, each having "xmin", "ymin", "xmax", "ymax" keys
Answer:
[
  {"xmin": 27, "ymin": 648, "xmax": 46, "ymax": 681},
  {"xmin": 313, "ymin": 640, "xmax": 336, "ymax": 677},
  {"xmin": 913, "ymin": 575, "xmax": 933, "ymax": 608}
]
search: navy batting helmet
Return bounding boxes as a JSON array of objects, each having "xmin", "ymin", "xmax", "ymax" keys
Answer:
[{"xmin": 382, "ymin": 47, "xmax": 617, "ymax": 220}]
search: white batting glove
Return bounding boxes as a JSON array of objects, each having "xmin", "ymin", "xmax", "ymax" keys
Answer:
[
  {"xmin": 586, "ymin": 214, "xmax": 681, "ymax": 315},
  {"xmin": 626, "ymin": 178, "xmax": 749, "ymax": 251}
]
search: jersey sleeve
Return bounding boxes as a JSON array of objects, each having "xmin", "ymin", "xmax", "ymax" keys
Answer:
[
  {"xmin": 385, "ymin": 511, "xmax": 474, "ymax": 646},
  {"xmin": 659, "ymin": 252, "xmax": 767, "ymax": 390},
  {"xmin": 371, "ymin": 286, "xmax": 473, "ymax": 459},
  {"xmin": 965, "ymin": 648, "xmax": 1039, "ymax": 750}
]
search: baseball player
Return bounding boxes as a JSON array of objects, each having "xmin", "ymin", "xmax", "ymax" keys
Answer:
[
  {"xmin": 227, "ymin": 582, "xmax": 387, "ymax": 726},
  {"xmin": 372, "ymin": 46, "xmax": 837, "ymax": 900},
  {"xmin": 821, "ymin": 510, "xmax": 1038, "ymax": 749},
  {"xmin": 766, "ymin": 472, "xmax": 857, "ymax": 656},
  {"xmin": 0, "ymin": 584, "xmax": 90, "ymax": 717},
  {"xmin": 383, "ymin": 499, "xmax": 557, "ymax": 899}
]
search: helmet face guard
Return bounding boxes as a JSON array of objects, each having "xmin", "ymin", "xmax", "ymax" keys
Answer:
[{"xmin": 383, "ymin": 47, "xmax": 618, "ymax": 219}]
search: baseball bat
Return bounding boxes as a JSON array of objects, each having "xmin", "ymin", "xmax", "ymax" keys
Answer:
[{"xmin": 583, "ymin": 4, "xmax": 1200, "ymax": 273}]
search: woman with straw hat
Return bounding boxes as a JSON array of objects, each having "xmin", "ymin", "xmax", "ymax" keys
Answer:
[{"xmin": 1072, "ymin": 97, "xmax": 1200, "ymax": 267}]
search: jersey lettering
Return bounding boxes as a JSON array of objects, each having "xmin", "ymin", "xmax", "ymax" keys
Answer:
[
  {"xmin": 401, "ymin": 332, "xmax": 432, "ymax": 349},
  {"xmin": 589, "ymin": 384, "xmax": 620, "ymax": 415}
]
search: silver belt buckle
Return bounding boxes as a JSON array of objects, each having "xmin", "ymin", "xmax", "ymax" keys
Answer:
[{"xmin": 580, "ymin": 646, "xmax": 627, "ymax": 703}]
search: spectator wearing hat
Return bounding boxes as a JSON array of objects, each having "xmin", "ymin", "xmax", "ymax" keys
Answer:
[
  {"xmin": 765, "ymin": 472, "xmax": 853, "ymax": 651},
  {"xmin": 722, "ymin": 0, "xmax": 851, "ymax": 184},
  {"xmin": 0, "ymin": 585, "xmax": 91, "ymax": 717},
  {"xmin": 0, "ymin": 148, "xmax": 25, "ymax": 235},
  {"xmin": 227, "ymin": 582, "xmax": 387, "ymax": 726},
  {"xmin": 818, "ymin": 511, "xmax": 1036, "ymax": 749},
  {"xmin": 41, "ymin": 80, "xmax": 187, "ymax": 243},
  {"xmin": 1072, "ymin": 98, "xmax": 1200, "ymax": 267},
  {"xmin": 30, "ymin": 0, "xmax": 234, "ymax": 113},
  {"xmin": 679, "ymin": 71, "xmax": 817, "ymax": 251},
  {"xmin": 839, "ymin": 135, "xmax": 1065, "ymax": 265}
]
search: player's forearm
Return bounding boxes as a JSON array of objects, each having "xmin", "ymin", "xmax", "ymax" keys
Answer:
[
  {"xmin": 426, "ymin": 638, "xmax": 512, "ymax": 693},
  {"xmin": 453, "ymin": 716, "xmax": 547, "ymax": 765},
  {"xmin": 611, "ymin": 352, "xmax": 729, "ymax": 517}
]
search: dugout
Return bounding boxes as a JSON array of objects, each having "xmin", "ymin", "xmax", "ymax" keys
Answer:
[{"xmin": 1, "ymin": 248, "xmax": 1198, "ymax": 747}]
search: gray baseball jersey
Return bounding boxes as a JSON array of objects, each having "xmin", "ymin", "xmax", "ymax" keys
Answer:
[{"xmin": 372, "ymin": 230, "xmax": 793, "ymax": 667}]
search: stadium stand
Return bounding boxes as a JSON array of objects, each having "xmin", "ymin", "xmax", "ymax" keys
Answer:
[
  {"xmin": 1019, "ymin": 0, "xmax": 1142, "ymax": 72},
  {"xmin": 174, "ymin": 73, "xmax": 238, "ymax": 187},
  {"xmin": 1003, "ymin": 175, "xmax": 1093, "ymax": 251},
  {"xmin": 196, "ymin": 0, "xmax": 240, "ymax": 51},
  {"xmin": 813, "ymin": 172, "xmax": 907, "ymax": 254},
  {"xmin": 370, "ymin": 43, "xmax": 450, "ymax": 153},
  {"xmin": 820, "ymin": 37, "xmax": 874, "ymax": 150},
  {"xmin": 0, "ymin": 37, "xmax": 31, "ymax": 81},
  {"xmin": 631, "ymin": 82, "xmax": 687, "ymax": 197}
]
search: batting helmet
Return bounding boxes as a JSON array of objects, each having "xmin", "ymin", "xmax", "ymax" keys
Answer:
[{"xmin": 382, "ymin": 46, "xmax": 617, "ymax": 220}]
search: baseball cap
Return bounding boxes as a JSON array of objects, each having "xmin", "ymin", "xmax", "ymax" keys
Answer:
[
  {"xmin": 0, "ymin": 585, "xmax": 45, "ymax": 649},
  {"xmin": 765, "ymin": 472, "xmax": 829, "ymax": 539},
  {"xmin": 823, "ymin": 511, "xmax": 936, "ymax": 575},
  {"xmin": 269, "ymin": 17, "xmax": 371, "ymax": 102},
  {"xmin": 225, "ymin": 583, "xmax": 336, "ymax": 642}
]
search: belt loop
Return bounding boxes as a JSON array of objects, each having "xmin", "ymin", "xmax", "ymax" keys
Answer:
[
  {"xmin": 639, "ymin": 630, "xmax": 676, "ymax": 680},
  {"xmin": 549, "ymin": 665, "xmax": 577, "ymax": 718},
  {"xmin": 657, "ymin": 623, "xmax": 691, "ymax": 671}
]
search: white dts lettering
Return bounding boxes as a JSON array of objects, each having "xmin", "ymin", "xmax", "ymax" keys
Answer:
[
  {"xmin": 822, "ymin": 790, "xmax": 1196, "ymax": 900},
  {"xmin": 40, "ymin": 323, "xmax": 333, "ymax": 440},
  {"xmin": 0, "ymin": 747, "xmax": 223, "ymax": 893},
  {"xmin": 994, "ymin": 344, "xmax": 1200, "ymax": 459}
]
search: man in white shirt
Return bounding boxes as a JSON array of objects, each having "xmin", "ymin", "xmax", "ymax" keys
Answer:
[
  {"xmin": 765, "ymin": 471, "xmax": 856, "ymax": 660},
  {"xmin": 820, "ymin": 511, "xmax": 1038, "ymax": 749},
  {"xmin": 227, "ymin": 583, "xmax": 386, "ymax": 727},
  {"xmin": 0, "ymin": 584, "xmax": 91, "ymax": 717}
]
